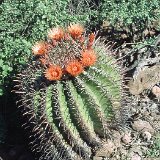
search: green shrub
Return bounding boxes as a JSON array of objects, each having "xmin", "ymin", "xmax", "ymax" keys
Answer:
[
  {"xmin": 0, "ymin": 0, "xmax": 95, "ymax": 95},
  {"xmin": 98, "ymin": 0, "xmax": 160, "ymax": 41},
  {"xmin": 146, "ymin": 134, "xmax": 160, "ymax": 158}
]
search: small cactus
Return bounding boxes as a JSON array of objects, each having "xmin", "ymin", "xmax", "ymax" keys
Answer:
[{"xmin": 15, "ymin": 24, "xmax": 122, "ymax": 160}]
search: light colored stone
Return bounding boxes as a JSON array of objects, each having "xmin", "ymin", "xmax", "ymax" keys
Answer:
[
  {"xmin": 132, "ymin": 120, "xmax": 154, "ymax": 134},
  {"xmin": 141, "ymin": 131, "xmax": 152, "ymax": 141},
  {"xmin": 95, "ymin": 140, "xmax": 116, "ymax": 157},
  {"xmin": 112, "ymin": 131, "xmax": 121, "ymax": 148},
  {"xmin": 121, "ymin": 133, "xmax": 132, "ymax": 144},
  {"xmin": 93, "ymin": 157, "xmax": 103, "ymax": 160},
  {"xmin": 152, "ymin": 85, "xmax": 160, "ymax": 98},
  {"xmin": 129, "ymin": 65, "xmax": 160, "ymax": 95},
  {"xmin": 130, "ymin": 146, "xmax": 143, "ymax": 156},
  {"xmin": 131, "ymin": 153, "xmax": 141, "ymax": 160}
]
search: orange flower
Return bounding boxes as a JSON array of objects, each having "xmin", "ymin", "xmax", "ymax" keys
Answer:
[
  {"xmin": 87, "ymin": 33, "xmax": 95, "ymax": 49},
  {"xmin": 48, "ymin": 27, "xmax": 64, "ymax": 41},
  {"xmin": 45, "ymin": 65, "xmax": 62, "ymax": 81},
  {"xmin": 81, "ymin": 49, "xmax": 97, "ymax": 66},
  {"xmin": 88, "ymin": 33, "xmax": 95, "ymax": 43},
  {"xmin": 66, "ymin": 61, "xmax": 83, "ymax": 76},
  {"xmin": 32, "ymin": 41, "xmax": 47, "ymax": 55},
  {"xmin": 68, "ymin": 24, "xmax": 84, "ymax": 39}
]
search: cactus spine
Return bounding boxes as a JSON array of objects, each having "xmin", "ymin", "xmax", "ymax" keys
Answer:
[{"xmin": 15, "ymin": 24, "xmax": 122, "ymax": 160}]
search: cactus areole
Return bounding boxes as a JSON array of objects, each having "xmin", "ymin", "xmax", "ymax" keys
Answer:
[{"xmin": 15, "ymin": 24, "xmax": 122, "ymax": 160}]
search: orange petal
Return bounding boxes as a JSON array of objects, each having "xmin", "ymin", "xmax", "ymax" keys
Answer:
[
  {"xmin": 32, "ymin": 41, "xmax": 47, "ymax": 55},
  {"xmin": 66, "ymin": 60, "xmax": 83, "ymax": 76},
  {"xmin": 48, "ymin": 27, "xmax": 64, "ymax": 41},
  {"xmin": 87, "ymin": 33, "xmax": 95, "ymax": 49},
  {"xmin": 68, "ymin": 24, "xmax": 84, "ymax": 39},
  {"xmin": 81, "ymin": 49, "xmax": 97, "ymax": 66},
  {"xmin": 88, "ymin": 33, "xmax": 95, "ymax": 44},
  {"xmin": 45, "ymin": 65, "xmax": 62, "ymax": 81}
]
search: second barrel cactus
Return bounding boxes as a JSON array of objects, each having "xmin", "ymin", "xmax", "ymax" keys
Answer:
[{"xmin": 15, "ymin": 24, "xmax": 122, "ymax": 160}]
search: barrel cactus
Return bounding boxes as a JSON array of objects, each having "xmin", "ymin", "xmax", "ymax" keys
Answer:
[{"xmin": 15, "ymin": 24, "xmax": 123, "ymax": 160}]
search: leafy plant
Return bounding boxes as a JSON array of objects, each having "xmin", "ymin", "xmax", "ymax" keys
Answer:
[
  {"xmin": 15, "ymin": 24, "xmax": 122, "ymax": 159},
  {"xmin": 98, "ymin": 0, "xmax": 160, "ymax": 42},
  {"xmin": 0, "ymin": 0, "xmax": 95, "ymax": 96},
  {"xmin": 146, "ymin": 134, "xmax": 160, "ymax": 158}
]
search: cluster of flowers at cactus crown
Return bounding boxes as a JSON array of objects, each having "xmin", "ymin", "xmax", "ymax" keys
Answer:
[{"xmin": 32, "ymin": 24, "xmax": 97, "ymax": 81}]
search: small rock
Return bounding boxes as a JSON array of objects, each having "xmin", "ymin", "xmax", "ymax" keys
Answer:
[
  {"xmin": 152, "ymin": 85, "xmax": 160, "ymax": 98},
  {"xmin": 95, "ymin": 140, "xmax": 116, "ymax": 157},
  {"xmin": 132, "ymin": 120, "xmax": 155, "ymax": 134},
  {"xmin": 149, "ymin": 30, "xmax": 156, "ymax": 36},
  {"xmin": 121, "ymin": 34, "xmax": 128, "ymax": 39},
  {"xmin": 121, "ymin": 133, "xmax": 132, "ymax": 144},
  {"xmin": 141, "ymin": 131, "xmax": 152, "ymax": 141},
  {"xmin": 93, "ymin": 157, "xmax": 103, "ymax": 160},
  {"xmin": 131, "ymin": 153, "xmax": 141, "ymax": 160},
  {"xmin": 112, "ymin": 131, "xmax": 121, "ymax": 148},
  {"xmin": 130, "ymin": 146, "xmax": 143, "ymax": 156}
]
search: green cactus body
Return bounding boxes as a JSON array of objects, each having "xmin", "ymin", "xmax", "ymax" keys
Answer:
[{"xmin": 15, "ymin": 24, "xmax": 122, "ymax": 160}]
